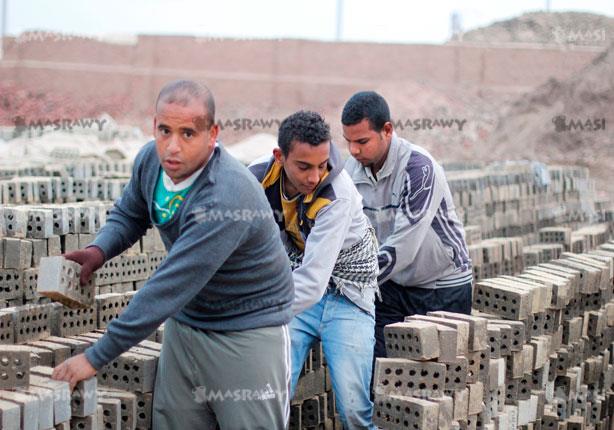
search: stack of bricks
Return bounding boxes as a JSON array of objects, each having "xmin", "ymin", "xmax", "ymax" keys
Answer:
[
  {"xmin": 374, "ymin": 240, "xmax": 614, "ymax": 429},
  {"xmin": 290, "ymin": 342, "xmax": 342, "ymax": 429},
  {"xmin": 446, "ymin": 163, "xmax": 602, "ymax": 240},
  {"xmin": 0, "ymin": 344, "xmax": 97, "ymax": 430}
]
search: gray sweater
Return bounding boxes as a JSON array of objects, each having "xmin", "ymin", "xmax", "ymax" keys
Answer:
[
  {"xmin": 346, "ymin": 134, "xmax": 472, "ymax": 289},
  {"xmin": 85, "ymin": 141, "xmax": 294, "ymax": 370}
]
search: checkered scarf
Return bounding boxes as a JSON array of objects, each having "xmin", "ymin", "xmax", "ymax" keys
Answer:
[{"xmin": 287, "ymin": 226, "xmax": 380, "ymax": 298}]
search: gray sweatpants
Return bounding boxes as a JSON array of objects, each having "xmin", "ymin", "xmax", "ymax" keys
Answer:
[{"xmin": 152, "ymin": 318, "xmax": 291, "ymax": 429}]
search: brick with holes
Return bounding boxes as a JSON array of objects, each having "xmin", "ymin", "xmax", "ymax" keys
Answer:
[
  {"xmin": 37, "ymin": 256, "xmax": 95, "ymax": 308},
  {"xmin": 373, "ymin": 394, "xmax": 440, "ymax": 430},
  {"xmin": 384, "ymin": 321, "xmax": 440, "ymax": 360},
  {"xmin": 373, "ymin": 358, "xmax": 447, "ymax": 398},
  {"xmin": 0, "ymin": 345, "xmax": 30, "ymax": 389}
]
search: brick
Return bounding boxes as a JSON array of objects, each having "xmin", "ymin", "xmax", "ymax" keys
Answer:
[
  {"xmin": 98, "ymin": 351, "xmax": 158, "ymax": 393},
  {"xmin": 429, "ymin": 395, "xmax": 453, "ymax": 430},
  {"xmin": 3, "ymin": 238, "xmax": 32, "ymax": 270},
  {"xmin": 373, "ymin": 358, "xmax": 446, "ymax": 398},
  {"xmin": 0, "ymin": 345, "xmax": 30, "ymax": 389},
  {"xmin": 95, "ymin": 293, "xmax": 129, "ymax": 329},
  {"xmin": 406, "ymin": 315, "xmax": 469, "ymax": 357},
  {"xmin": 98, "ymin": 388, "xmax": 137, "ymax": 430},
  {"xmin": 26, "ymin": 209, "xmax": 53, "ymax": 239},
  {"xmin": 43, "ymin": 336, "xmax": 89, "ymax": 355},
  {"xmin": 467, "ymin": 382, "xmax": 484, "ymax": 415},
  {"xmin": 0, "ymin": 270, "xmax": 22, "ymax": 303},
  {"xmin": 0, "ymin": 390, "xmax": 40, "ymax": 430},
  {"xmin": 38, "ymin": 256, "xmax": 95, "ymax": 308},
  {"xmin": 489, "ymin": 358, "xmax": 505, "ymax": 390},
  {"xmin": 384, "ymin": 321, "xmax": 440, "ymax": 360},
  {"xmin": 374, "ymin": 394, "xmax": 439, "ymax": 430},
  {"xmin": 47, "ymin": 235, "xmax": 62, "ymax": 256},
  {"xmin": 0, "ymin": 398, "xmax": 20, "ymax": 430},
  {"xmin": 444, "ymin": 357, "xmax": 468, "ymax": 391},
  {"xmin": 490, "ymin": 320, "xmax": 526, "ymax": 352},
  {"xmin": 28, "ymin": 239, "xmax": 47, "ymax": 267},
  {"xmin": 22, "ymin": 385, "xmax": 54, "ymax": 429},
  {"xmin": 61, "ymin": 234, "xmax": 79, "ymax": 253},
  {"xmin": 120, "ymin": 254, "xmax": 150, "ymax": 283},
  {"xmin": 72, "ymin": 377, "xmax": 99, "ymax": 417},
  {"xmin": 98, "ymin": 397, "xmax": 122, "ymax": 430},
  {"xmin": 29, "ymin": 375, "xmax": 71, "ymax": 425},
  {"xmin": 3, "ymin": 208, "xmax": 28, "ymax": 238},
  {"xmin": 427, "ymin": 311, "xmax": 488, "ymax": 352},
  {"xmin": 4, "ymin": 303, "xmax": 53, "ymax": 343},
  {"xmin": 453, "ymin": 388, "xmax": 469, "ymax": 422},
  {"xmin": 50, "ymin": 303, "xmax": 97, "ymax": 337},
  {"xmin": 293, "ymin": 367, "xmax": 326, "ymax": 401},
  {"xmin": 25, "ymin": 341, "xmax": 71, "ymax": 366},
  {"xmin": 31, "ymin": 366, "xmax": 98, "ymax": 418},
  {"xmin": 93, "ymin": 257, "xmax": 123, "ymax": 286},
  {"xmin": 474, "ymin": 280, "xmax": 532, "ymax": 320},
  {"xmin": 135, "ymin": 392, "xmax": 152, "ymax": 430},
  {"xmin": 301, "ymin": 396, "xmax": 320, "ymax": 427}
]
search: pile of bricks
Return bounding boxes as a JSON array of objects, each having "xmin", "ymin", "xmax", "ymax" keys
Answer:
[
  {"xmin": 290, "ymin": 342, "xmax": 342, "ymax": 429},
  {"xmin": 374, "ymin": 240, "xmax": 614, "ymax": 429},
  {"xmin": 447, "ymin": 163, "xmax": 613, "ymax": 240}
]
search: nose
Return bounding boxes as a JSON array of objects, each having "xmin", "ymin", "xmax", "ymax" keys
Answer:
[
  {"xmin": 349, "ymin": 143, "xmax": 360, "ymax": 156},
  {"xmin": 166, "ymin": 134, "xmax": 181, "ymax": 155},
  {"xmin": 308, "ymin": 169, "xmax": 320, "ymax": 185}
]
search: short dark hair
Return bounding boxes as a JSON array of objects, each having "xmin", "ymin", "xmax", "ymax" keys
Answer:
[
  {"xmin": 341, "ymin": 91, "xmax": 391, "ymax": 132},
  {"xmin": 156, "ymin": 80, "xmax": 216, "ymax": 129},
  {"xmin": 278, "ymin": 111, "xmax": 331, "ymax": 156}
]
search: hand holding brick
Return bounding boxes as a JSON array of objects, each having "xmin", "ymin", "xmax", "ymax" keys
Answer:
[{"xmin": 37, "ymin": 256, "xmax": 95, "ymax": 309}]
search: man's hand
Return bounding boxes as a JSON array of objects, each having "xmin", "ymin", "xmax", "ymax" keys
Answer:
[
  {"xmin": 52, "ymin": 353, "xmax": 97, "ymax": 390},
  {"xmin": 64, "ymin": 246, "xmax": 105, "ymax": 286}
]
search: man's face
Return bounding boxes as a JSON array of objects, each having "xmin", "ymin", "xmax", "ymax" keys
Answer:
[
  {"xmin": 154, "ymin": 99, "xmax": 218, "ymax": 184},
  {"xmin": 274, "ymin": 140, "xmax": 330, "ymax": 196},
  {"xmin": 342, "ymin": 118, "xmax": 392, "ymax": 170}
]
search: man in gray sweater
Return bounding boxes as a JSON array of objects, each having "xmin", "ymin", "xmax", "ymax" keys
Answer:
[
  {"xmin": 343, "ymin": 91, "xmax": 473, "ymax": 359},
  {"xmin": 52, "ymin": 80, "xmax": 295, "ymax": 429}
]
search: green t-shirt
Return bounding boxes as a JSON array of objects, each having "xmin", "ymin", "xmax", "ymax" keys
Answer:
[{"xmin": 153, "ymin": 169, "xmax": 194, "ymax": 224}]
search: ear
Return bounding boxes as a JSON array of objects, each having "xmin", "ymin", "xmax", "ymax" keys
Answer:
[
  {"xmin": 382, "ymin": 121, "xmax": 393, "ymax": 139},
  {"xmin": 208, "ymin": 123, "xmax": 219, "ymax": 145},
  {"xmin": 153, "ymin": 116, "xmax": 157, "ymax": 137},
  {"xmin": 273, "ymin": 147, "xmax": 284, "ymax": 164}
]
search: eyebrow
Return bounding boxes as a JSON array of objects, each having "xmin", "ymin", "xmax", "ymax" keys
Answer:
[
  {"xmin": 343, "ymin": 134, "xmax": 370, "ymax": 143},
  {"xmin": 157, "ymin": 123, "xmax": 198, "ymax": 134},
  {"xmin": 296, "ymin": 159, "xmax": 329, "ymax": 167}
]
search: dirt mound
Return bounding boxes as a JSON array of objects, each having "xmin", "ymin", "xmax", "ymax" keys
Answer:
[
  {"xmin": 455, "ymin": 11, "xmax": 614, "ymax": 47},
  {"xmin": 484, "ymin": 43, "xmax": 614, "ymax": 194}
]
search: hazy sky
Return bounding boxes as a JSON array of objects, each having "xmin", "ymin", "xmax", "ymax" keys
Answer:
[{"xmin": 4, "ymin": 0, "xmax": 614, "ymax": 44}]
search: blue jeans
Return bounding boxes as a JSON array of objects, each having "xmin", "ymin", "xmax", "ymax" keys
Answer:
[{"xmin": 290, "ymin": 291, "xmax": 376, "ymax": 430}]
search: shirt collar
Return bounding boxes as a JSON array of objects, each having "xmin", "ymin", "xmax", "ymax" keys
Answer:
[
  {"xmin": 162, "ymin": 142, "xmax": 218, "ymax": 192},
  {"xmin": 359, "ymin": 132, "xmax": 401, "ymax": 183}
]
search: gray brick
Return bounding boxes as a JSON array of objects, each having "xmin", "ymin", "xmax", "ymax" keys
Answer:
[
  {"xmin": 0, "ymin": 398, "xmax": 20, "ymax": 430},
  {"xmin": 0, "ymin": 345, "xmax": 30, "ymax": 389},
  {"xmin": 38, "ymin": 256, "xmax": 95, "ymax": 308},
  {"xmin": 0, "ymin": 390, "xmax": 40, "ymax": 430}
]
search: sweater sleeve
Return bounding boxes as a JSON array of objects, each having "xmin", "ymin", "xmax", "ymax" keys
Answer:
[
  {"xmin": 291, "ymin": 198, "xmax": 352, "ymax": 315},
  {"xmin": 91, "ymin": 148, "xmax": 152, "ymax": 261},
  {"xmin": 377, "ymin": 152, "xmax": 445, "ymax": 284},
  {"xmin": 84, "ymin": 201, "xmax": 251, "ymax": 369}
]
